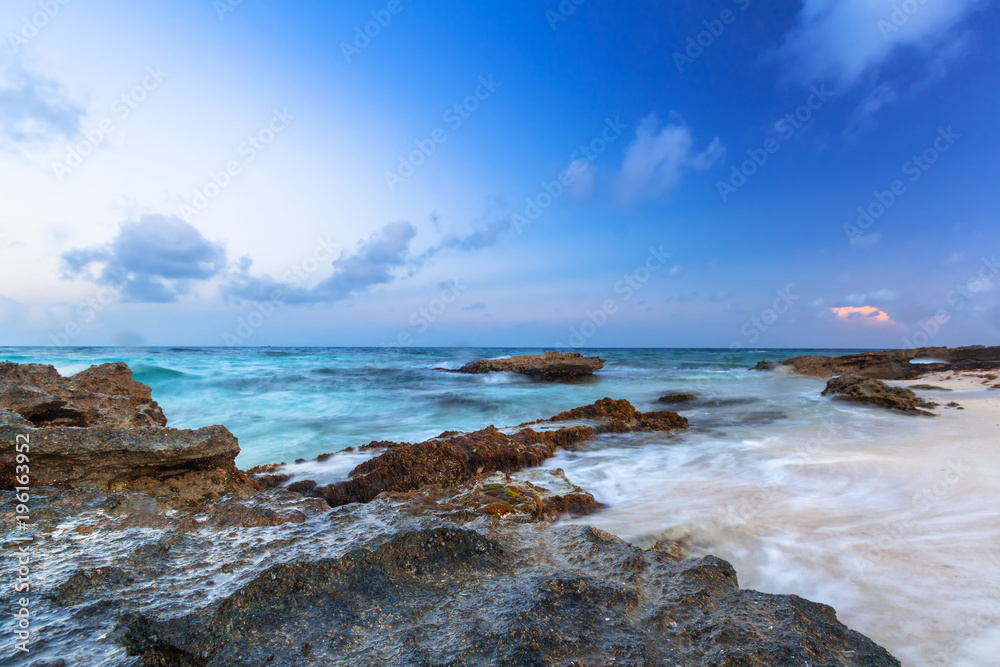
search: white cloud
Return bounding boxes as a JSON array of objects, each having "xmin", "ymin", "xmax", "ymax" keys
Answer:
[
  {"xmin": 614, "ymin": 114, "xmax": 723, "ymax": 203},
  {"xmin": 779, "ymin": 0, "xmax": 985, "ymax": 87}
]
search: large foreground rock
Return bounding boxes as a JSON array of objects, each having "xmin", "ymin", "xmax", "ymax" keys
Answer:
[
  {"xmin": 451, "ymin": 351, "xmax": 605, "ymax": 381},
  {"xmin": 0, "ymin": 362, "xmax": 252, "ymax": 500},
  {"xmin": 752, "ymin": 345, "xmax": 1000, "ymax": 380},
  {"xmin": 822, "ymin": 375, "xmax": 937, "ymax": 415},
  {"xmin": 121, "ymin": 523, "xmax": 900, "ymax": 666}
]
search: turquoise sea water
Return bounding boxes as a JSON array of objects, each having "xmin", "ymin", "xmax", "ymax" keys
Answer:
[{"xmin": 0, "ymin": 346, "xmax": 853, "ymax": 468}]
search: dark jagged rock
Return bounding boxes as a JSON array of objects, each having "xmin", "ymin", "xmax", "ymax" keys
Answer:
[
  {"xmin": 658, "ymin": 392, "xmax": 698, "ymax": 403},
  {"xmin": 822, "ymin": 375, "xmax": 937, "ymax": 415},
  {"xmin": 0, "ymin": 362, "xmax": 253, "ymax": 501},
  {"xmin": 546, "ymin": 396, "xmax": 689, "ymax": 432},
  {"xmin": 312, "ymin": 399, "xmax": 685, "ymax": 509},
  {"xmin": 121, "ymin": 524, "xmax": 900, "ymax": 667},
  {"xmin": 909, "ymin": 384, "xmax": 953, "ymax": 391},
  {"xmin": 450, "ymin": 350, "xmax": 605, "ymax": 381},
  {"xmin": 314, "ymin": 425, "xmax": 594, "ymax": 508},
  {"xmin": 753, "ymin": 345, "xmax": 1000, "ymax": 380}
]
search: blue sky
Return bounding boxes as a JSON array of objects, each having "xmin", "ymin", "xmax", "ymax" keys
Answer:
[{"xmin": 0, "ymin": 0, "xmax": 998, "ymax": 348}]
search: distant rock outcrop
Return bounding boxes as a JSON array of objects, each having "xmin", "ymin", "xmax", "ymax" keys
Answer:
[
  {"xmin": 450, "ymin": 351, "xmax": 605, "ymax": 381},
  {"xmin": 752, "ymin": 345, "xmax": 1000, "ymax": 380}
]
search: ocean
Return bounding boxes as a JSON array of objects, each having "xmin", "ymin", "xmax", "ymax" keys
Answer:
[{"xmin": 4, "ymin": 346, "xmax": 999, "ymax": 665}]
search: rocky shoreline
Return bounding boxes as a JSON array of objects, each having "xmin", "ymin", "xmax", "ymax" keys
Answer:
[{"xmin": 0, "ymin": 355, "xmax": 949, "ymax": 665}]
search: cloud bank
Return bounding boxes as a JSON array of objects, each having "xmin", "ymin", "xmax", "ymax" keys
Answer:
[{"xmin": 61, "ymin": 215, "xmax": 226, "ymax": 303}]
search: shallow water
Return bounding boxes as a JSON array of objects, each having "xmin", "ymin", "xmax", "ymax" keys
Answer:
[{"xmin": 3, "ymin": 346, "xmax": 998, "ymax": 664}]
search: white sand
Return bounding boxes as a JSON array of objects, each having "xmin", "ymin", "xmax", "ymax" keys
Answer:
[{"xmin": 895, "ymin": 369, "xmax": 1000, "ymax": 424}]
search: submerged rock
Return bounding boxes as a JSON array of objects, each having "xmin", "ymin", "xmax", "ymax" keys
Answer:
[
  {"xmin": 450, "ymin": 350, "xmax": 605, "ymax": 381},
  {"xmin": 822, "ymin": 375, "xmax": 937, "ymax": 415},
  {"xmin": 753, "ymin": 345, "xmax": 1000, "ymax": 380},
  {"xmin": 658, "ymin": 392, "xmax": 698, "ymax": 403},
  {"xmin": 121, "ymin": 523, "xmax": 900, "ymax": 667}
]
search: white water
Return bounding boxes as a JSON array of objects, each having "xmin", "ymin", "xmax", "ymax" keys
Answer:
[{"xmin": 546, "ymin": 388, "xmax": 1000, "ymax": 666}]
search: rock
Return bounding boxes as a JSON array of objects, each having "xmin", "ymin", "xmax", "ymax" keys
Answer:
[
  {"xmin": 909, "ymin": 384, "xmax": 953, "ymax": 391},
  {"xmin": 312, "ymin": 399, "xmax": 685, "ymax": 508},
  {"xmin": 52, "ymin": 567, "xmax": 131, "ymax": 606},
  {"xmin": 0, "ymin": 361, "xmax": 167, "ymax": 427},
  {"xmin": 450, "ymin": 351, "xmax": 605, "ymax": 381},
  {"xmin": 0, "ymin": 365, "xmax": 901, "ymax": 666},
  {"xmin": 0, "ymin": 362, "xmax": 253, "ymax": 501},
  {"xmin": 822, "ymin": 375, "xmax": 937, "ymax": 415},
  {"xmin": 121, "ymin": 524, "xmax": 900, "ymax": 666},
  {"xmin": 657, "ymin": 392, "xmax": 698, "ymax": 404},
  {"xmin": 443, "ymin": 469, "xmax": 602, "ymax": 522},
  {"xmin": 545, "ymin": 397, "xmax": 689, "ymax": 432},
  {"xmin": 313, "ymin": 425, "xmax": 592, "ymax": 508},
  {"xmin": 752, "ymin": 346, "xmax": 1000, "ymax": 380}
]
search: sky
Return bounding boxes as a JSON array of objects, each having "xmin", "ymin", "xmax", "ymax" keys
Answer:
[{"xmin": 0, "ymin": 0, "xmax": 998, "ymax": 349}]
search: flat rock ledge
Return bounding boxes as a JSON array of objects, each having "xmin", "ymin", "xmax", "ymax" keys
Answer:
[
  {"xmin": 448, "ymin": 350, "xmax": 605, "ymax": 381},
  {"xmin": 0, "ymin": 362, "xmax": 253, "ymax": 502}
]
